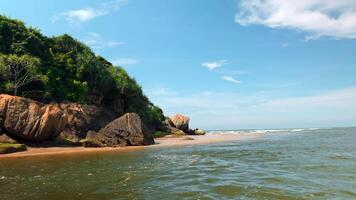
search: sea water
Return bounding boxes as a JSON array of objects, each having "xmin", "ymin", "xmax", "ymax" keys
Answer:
[{"xmin": 0, "ymin": 127, "xmax": 355, "ymax": 199}]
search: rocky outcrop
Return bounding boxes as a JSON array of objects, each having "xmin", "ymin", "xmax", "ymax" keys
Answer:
[
  {"xmin": 0, "ymin": 131, "xmax": 17, "ymax": 143},
  {"xmin": 57, "ymin": 103, "xmax": 116, "ymax": 142},
  {"xmin": 158, "ymin": 115, "xmax": 207, "ymax": 136},
  {"xmin": 156, "ymin": 116, "xmax": 185, "ymax": 135},
  {"xmin": 189, "ymin": 128, "xmax": 206, "ymax": 135},
  {"xmin": 0, "ymin": 94, "xmax": 67, "ymax": 141},
  {"xmin": 158, "ymin": 123, "xmax": 185, "ymax": 135},
  {"xmin": 164, "ymin": 117, "xmax": 175, "ymax": 127},
  {"xmin": 0, "ymin": 94, "xmax": 119, "ymax": 143},
  {"xmin": 171, "ymin": 114, "xmax": 190, "ymax": 132},
  {"xmin": 88, "ymin": 113, "xmax": 154, "ymax": 147}
]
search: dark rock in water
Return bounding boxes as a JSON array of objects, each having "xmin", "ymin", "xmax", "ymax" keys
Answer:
[
  {"xmin": 0, "ymin": 94, "xmax": 67, "ymax": 141},
  {"xmin": 94, "ymin": 113, "xmax": 154, "ymax": 147},
  {"xmin": 170, "ymin": 114, "xmax": 190, "ymax": 132}
]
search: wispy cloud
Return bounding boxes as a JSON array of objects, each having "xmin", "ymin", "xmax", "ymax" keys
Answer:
[
  {"xmin": 84, "ymin": 32, "xmax": 125, "ymax": 50},
  {"xmin": 61, "ymin": 8, "xmax": 107, "ymax": 23},
  {"xmin": 281, "ymin": 43, "xmax": 289, "ymax": 48},
  {"xmin": 201, "ymin": 60, "xmax": 227, "ymax": 70},
  {"xmin": 236, "ymin": 0, "xmax": 356, "ymax": 40},
  {"xmin": 222, "ymin": 76, "xmax": 241, "ymax": 84},
  {"xmin": 111, "ymin": 58, "xmax": 139, "ymax": 66},
  {"xmin": 146, "ymin": 86, "xmax": 356, "ymax": 129},
  {"xmin": 54, "ymin": 0, "xmax": 128, "ymax": 23}
]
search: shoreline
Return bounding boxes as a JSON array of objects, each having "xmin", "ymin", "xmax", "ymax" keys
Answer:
[{"xmin": 0, "ymin": 133, "xmax": 261, "ymax": 158}]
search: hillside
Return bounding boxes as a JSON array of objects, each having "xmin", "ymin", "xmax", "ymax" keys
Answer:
[{"xmin": 0, "ymin": 15, "xmax": 164, "ymax": 125}]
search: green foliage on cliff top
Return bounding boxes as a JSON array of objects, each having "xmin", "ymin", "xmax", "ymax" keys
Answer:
[{"xmin": 0, "ymin": 15, "xmax": 164, "ymax": 124}]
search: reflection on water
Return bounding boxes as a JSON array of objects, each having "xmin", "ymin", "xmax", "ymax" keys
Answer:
[{"xmin": 0, "ymin": 127, "xmax": 356, "ymax": 200}]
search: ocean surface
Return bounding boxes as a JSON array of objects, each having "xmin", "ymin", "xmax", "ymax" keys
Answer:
[{"xmin": 0, "ymin": 127, "xmax": 355, "ymax": 200}]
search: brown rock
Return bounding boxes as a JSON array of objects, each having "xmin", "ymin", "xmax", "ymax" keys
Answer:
[
  {"xmin": 0, "ymin": 132, "xmax": 17, "ymax": 143},
  {"xmin": 0, "ymin": 94, "xmax": 67, "ymax": 141},
  {"xmin": 95, "ymin": 113, "xmax": 154, "ymax": 147},
  {"xmin": 164, "ymin": 117, "xmax": 175, "ymax": 127},
  {"xmin": 159, "ymin": 124, "xmax": 186, "ymax": 135},
  {"xmin": 190, "ymin": 128, "xmax": 206, "ymax": 135},
  {"xmin": 170, "ymin": 114, "xmax": 190, "ymax": 132},
  {"xmin": 57, "ymin": 103, "xmax": 116, "ymax": 140}
]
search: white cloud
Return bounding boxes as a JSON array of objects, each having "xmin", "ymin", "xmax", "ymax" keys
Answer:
[
  {"xmin": 145, "ymin": 86, "xmax": 356, "ymax": 129},
  {"xmin": 62, "ymin": 8, "xmax": 107, "ymax": 23},
  {"xmin": 253, "ymin": 87, "xmax": 356, "ymax": 112},
  {"xmin": 111, "ymin": 58, "xmax": 139, "ymax": 66},
  {"xmin": 235, "ymin": 0, "xmax": 356, "ymax": 40},
  {"xmin": 201, "ymin": 60, "xmax": 227, "ymax": 70},
  {"xmin": 84, "ymin": 32, "xmax": 125, "ymax": 50},
  {"xmin": 222, "ymin": 76, "xmax": 241, "ymax": 84},
  {"xmin": 55, "ymin": 0, "xmax": 128, "ymax": 23}
]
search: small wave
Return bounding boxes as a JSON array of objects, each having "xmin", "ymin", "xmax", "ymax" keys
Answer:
[
  {"xmin": 208, "ymin": 128, "xmax": 321, "ymax": 135},
  {"xmin": 308, "ymin": 128, "xmax": 320, "ymax": 130}
]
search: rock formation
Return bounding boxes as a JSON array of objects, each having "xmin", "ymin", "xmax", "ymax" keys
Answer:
[
  {"xmin": 57, "ymin": 103, "xmax": 116, "ymax": 142},
  {"xmin": 0, "ymin": 94, "xmax": 205, "ymax": 151},
  {"xmin": 0, "ymin": 94, "xmax": 67, "ymax": 141},
  {"xmin": 0, "ymin": 94, "xmax": 119, "ymax": 143},
  {"xmin": 88, "ymin": 113, "xmax": 154, "ymax": 147},
  {"xmin": 171, "ymin": 114, "xmax": 190, "ymax": 132},
  {"xmin": 190, "ymin": 128, "xmax": 206, "ymax": 135}
]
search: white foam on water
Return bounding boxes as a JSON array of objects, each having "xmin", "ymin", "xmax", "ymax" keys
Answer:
[{"xmin": 207, "ymin": 127, "xmax": 321, "ymax": 135}]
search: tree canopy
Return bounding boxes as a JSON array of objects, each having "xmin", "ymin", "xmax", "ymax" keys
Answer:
[{"xmin": 0, "ymin": 15, "xmax": 164, "ymax": 124}]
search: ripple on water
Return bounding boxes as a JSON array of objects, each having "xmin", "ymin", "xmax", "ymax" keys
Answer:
[{"xmin": 0, "ymin": 127, "xmax": 356, "ymax": 200}]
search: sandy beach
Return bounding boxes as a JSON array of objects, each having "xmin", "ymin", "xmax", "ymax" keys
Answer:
[{"xmin": 0, "ymin": 133, "xmax": 260, "ymax": 158}]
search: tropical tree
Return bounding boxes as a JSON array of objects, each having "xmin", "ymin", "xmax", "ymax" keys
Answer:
[{"xmin": 0, "ymin": 54, "xmax": 40, "ymax": 96}]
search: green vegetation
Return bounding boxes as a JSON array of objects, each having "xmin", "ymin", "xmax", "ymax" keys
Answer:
[
  {"xmin": 0, "ymin": 143, "xmax": 27, "ymax": 154},
  {"xmin": 54, "ymin": 137, "xmax": 80, "ymax": 146},
  {"xmin": 80, "ymin": 138, "xmax": 104, "ymax": 148},
  {"xmin": 0, "ymin": 15, "xmax": 164, "ymax": 124},
  {"xmin": 152, "ymin": 130, "xmax": 186, "ymax": 138},
  {"xmin": 153, "ymin": 131, "xmax": 171, "ymax": 138}
]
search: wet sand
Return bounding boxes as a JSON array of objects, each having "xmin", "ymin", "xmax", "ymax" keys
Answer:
[{"xmin": 0, "ymin": 133, "xmax": 260, "ymax": 158}]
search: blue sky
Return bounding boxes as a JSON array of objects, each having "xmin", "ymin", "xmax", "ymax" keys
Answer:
[{"xmin": 1, "ymin": 0, "xmax": 356, "ymax": 129}]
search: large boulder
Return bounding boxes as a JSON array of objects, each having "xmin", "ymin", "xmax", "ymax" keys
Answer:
[
  {"xmin": 157, "ymin": 118, "xmax": 186, "ymax": 135},
  {"xmin": 0, "ymin": 94, "xmax": 67, "ymax": 141},
  {"xmin": 170, "ymin": 114, "xmax": 190, "ymax": 132},
  {"xmin": 91, "ymin": 113, "xmax": 154, "ymax": 147},
  {"xmin": 189, "ymin": 128, "xmax": 206, "ymax": 135},
  {"xmin": 57, "ymin": 103, "xmax": 116, "ymax": 142}
]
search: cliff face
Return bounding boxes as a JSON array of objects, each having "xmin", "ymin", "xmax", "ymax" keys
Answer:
[
  {"xmin": 57, "ymin": 103, "xmax": 117, "ymax": 141},
  {"xmin": 0, "ymin": 94, "xmax": 119, "ymax": 142},
  {"xmin": 0, "ymin": 15, "xmax": 164, "ymax": 126},
  {"xmin": 0, "ymin": 94, "xmax": 67, "ymax": 141}
]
